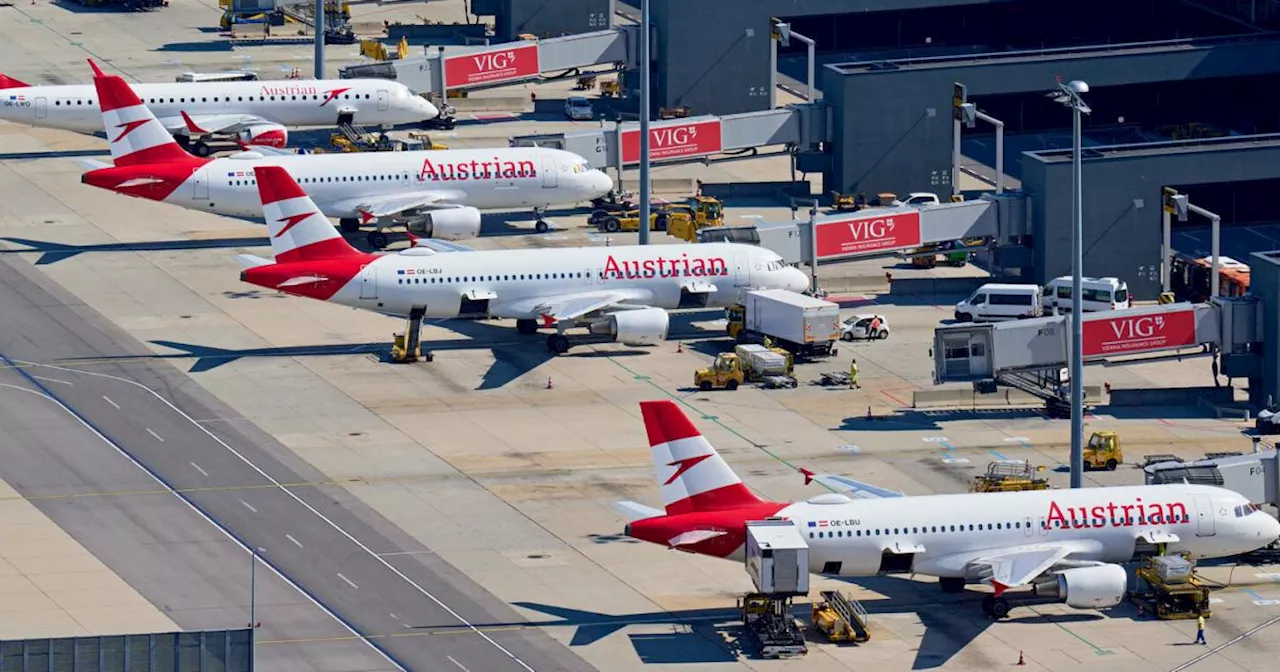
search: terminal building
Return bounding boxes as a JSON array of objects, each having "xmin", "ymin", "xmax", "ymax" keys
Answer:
[{"xmin": 352, "ymin": 0, "xmax": 1280, "ymax": 302}]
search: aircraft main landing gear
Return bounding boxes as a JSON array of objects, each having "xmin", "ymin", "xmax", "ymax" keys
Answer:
[
  {"xmin": 192, "ymin": 141, "xmax": 213, "ymax": 158},
  {"xmin": 546, "ymin": 333, "xmax": 570, "ymax": 354},
  {"xmin": 939, "ymin": 577, "xmax": 966, "ymax": 593},
  {"xmin": 339, "ymin": 218, "xmax": 361, "ymax": 233},
  {"xmin": 391, "ymin": 307, "xmax": 432, "ymax": 363},
  {"xmin": 516, "ymin": 319, "xmax": 539, "ymax": 335},
  {"xmin": 367, "ymin": 230, "xmax": 389, "ymax": 249},
  {"xmin": 981, "ymin": 595, "xmax": 1011, "ymax": 619}
]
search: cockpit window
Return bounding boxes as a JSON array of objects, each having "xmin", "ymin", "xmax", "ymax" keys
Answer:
[
  {"xmin": 1235, "ymin": 503, "xmax": 1263, "ymax": 517},
  {"xmin": 764, "ymin": 258, "xmax": 787, "ymax": 272}
]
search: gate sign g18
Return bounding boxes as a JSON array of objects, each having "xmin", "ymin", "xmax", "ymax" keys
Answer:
[
  {"xmin": 815, "ymin": 211, "xmax": 923, "ymax": 258},
  {"xmin": 444, "ymin": 43, "xmax": 540, "ymax": 89},
  {"xmin": 1082, "ymin": 308, "xmax": 1197, "ymax": 357},
  {"xmin": 620, "ymin": 120, "xmax": 723, "ymax": 164}
]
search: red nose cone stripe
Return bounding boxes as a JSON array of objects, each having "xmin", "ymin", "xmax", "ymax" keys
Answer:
[
  {"xmin": 92, "ymin": 71, "xmax": 143, "ymax": 113},
  {"xmin": 640, "ymin": 400, "xmax": 702, "ymax": 446},
  {"xmin": 254, "ymin": 165, "xmax": 307, "ymax": 205}
]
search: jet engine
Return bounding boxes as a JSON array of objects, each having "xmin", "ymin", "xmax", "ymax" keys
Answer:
[
  {"xmin": 237, "ymin": 123, "xmax": 288, "ymax": 148},
  {"xmin": 1032, "ymin": 565, "xmax": 1127, "ymax": 609},
  {"xmin": 405, "ymin": 207, "xmax": 482, "ymax": 240},
  {"xmin": 589, "ymin": 308, "xmax": 670, "ymax": 346}
]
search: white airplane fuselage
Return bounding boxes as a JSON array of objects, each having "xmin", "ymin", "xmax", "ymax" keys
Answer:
[
  {"xmin": 84, "ymin": 146, "xmax": 614, "ymax": 222},
  {"xmin": 246, "ymin": 242, "xmax": 811, "ymax": 320},
  {"xmin": 0, "ymin": 78, "xmax": 435, "ymax": 133},
  {"xmin": 698, "ymin": 484, "xmax": 1278, "ymax": 573}
]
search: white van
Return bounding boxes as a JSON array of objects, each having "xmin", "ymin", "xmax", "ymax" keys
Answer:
[
  {"xmin": 1041, "ymin": 276, "xmax": 1130, "ymax": 313},
  {"xmin": 954, "ymin": 283, "xmax": 1042, "ymax": 322}
]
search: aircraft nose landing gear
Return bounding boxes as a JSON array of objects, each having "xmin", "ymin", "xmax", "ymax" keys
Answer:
[{"xmin": 533, "ymin": 207, "xmax": 549, "ymax": 233}]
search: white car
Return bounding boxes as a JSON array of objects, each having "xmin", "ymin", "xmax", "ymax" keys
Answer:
[
  {"xmin": 565, "ymin": 96, "xmax": 594, "ymax": 121},
  {"xmin": 841, "ymin": 314, "xmax": 890, "ymax": 341},
  {"xmin": 891, "ymin": 192, "xmax": 941, "ymax": 207}
]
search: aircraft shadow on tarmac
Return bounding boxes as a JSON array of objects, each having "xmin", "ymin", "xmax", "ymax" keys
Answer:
[
  {"xmin": 70, "ymin": 310, "xmax": 725, "ymax": 388},
  {"xmin": 1, "ymin": 236, "xmax": 271, "ymax": 265},
  {"xmin": 502, "ymin": 573, "xmax": 1108, "ymax": 668}
]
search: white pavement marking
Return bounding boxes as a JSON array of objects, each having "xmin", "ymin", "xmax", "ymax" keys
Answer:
[
  {"xmin": 836, "ymin": 445, "xmax": 861, "ymax": 453},
  {"xmin": 338, "ymin": 573, "xmax": 359, "ymax": 589},
  {"xmin": 1003, "ymin": 436, "xmax": 1030, "ymax": 443},
  {"xmin": 102, "ymin": 395, "xmax": 120, "ymax": 409},
  {"xmin": 31, "ymin": 375, "xmax": 72, "ymax": 386},
  {"xmin": 146, "ymin": 427, "xmax": 165, "ymax": 442},
  {"xmin": 447, "ymin": 656, "xmax": 472, "ymax": 672},
  {"xmin": 941, "ymin": 457, "xmax": 972, "ymax": 464},
  {"xmin": 27, "ymin": 363, "xmax": 533, "ymax": 671},
  {"xmin": 922, "ymin": 436, "xmax": 950, "ymax": 442},
  {"xmin": 240, "ymin": 499, "xmax": 258, "ymax": 513},
  {"xmin": 377, "ymin": 550, "xmax": 434, "ymax": 557},
  {"xmin": 190, "ymin": 462, "xmax": 209, "ymax": 477},
  {"xmin": 286, "ymin": 534, "xmax": 303, "ymax": 549},
  {"xmin": 4, "ymin": 362, "xmax": 405, "ymax": 672},
  {"xmin": 389, "ymin": 613, "xmax": 400, "ymax": 620}
]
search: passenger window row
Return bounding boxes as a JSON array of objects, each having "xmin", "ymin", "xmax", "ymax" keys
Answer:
[
  {"xmin": 54, "ymin": 93, "xmax": 374, "ymax": 107},
  {"xmin": 398, "ymin": 272, "xmax": 585, "ymax": 285},
  {"xmin": 807, "ymin": 514, "xmax": 1192, "ymax": 540}
]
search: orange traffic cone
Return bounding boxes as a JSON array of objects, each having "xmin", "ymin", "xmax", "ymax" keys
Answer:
[
  {"xmin": 546, "ymin": 376, "xmax": 553, "ymax": 389},
  {"xmin": 1017, "ymin": 650, "xmax": 1025, "ymax": 666}
]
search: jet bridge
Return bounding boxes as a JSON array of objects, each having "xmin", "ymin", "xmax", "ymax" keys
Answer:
[
  {"xmin": 338, "ymin": 29, "xmax": 633, "ymax": 98},
  {"xmin": 932, "ymin": 298, "xmax": 1265, "ymax": 414}
]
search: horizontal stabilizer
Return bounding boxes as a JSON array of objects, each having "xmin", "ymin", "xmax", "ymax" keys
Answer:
[
  {"xmin": 612, "ymin": 500, "xmax": 664, "ymax": 522},
  {"xmin": 802, "ymin": 470, "xmax": 905, "ymax": 499},
  {"xmin": 76, "ymin": 158, "xmax": 111, "ymax": 171},
  {"xmin": 234, "ymin": 254, "xmax": 273, "ymax": 270},
  {"xmin": 238, "ymin": 145, "xmax": 296, "ymax": 157},
  {"xmin": 414, "ymin": 238, "xmax": 474, "ymax": 253},
  {"xmin": 668, "ymin": 529, "xmax": 727, "ymax": 548},
  {"xmin": 0, "ymin": 74, "xmax": 30, "ymax": 89}
]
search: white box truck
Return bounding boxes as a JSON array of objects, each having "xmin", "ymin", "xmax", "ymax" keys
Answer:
[
  {"xmin": 745, "ymin": 520, "xmax": 810, "ymax": 595},
  {"xmin": 732, "ymin": 289, "xmax": 840, "ymax": 358}
]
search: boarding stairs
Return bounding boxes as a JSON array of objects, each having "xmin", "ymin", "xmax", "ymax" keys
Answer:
[{"xmin": 821, "ymin": 590, "xmax": 870, "ymax": 643}]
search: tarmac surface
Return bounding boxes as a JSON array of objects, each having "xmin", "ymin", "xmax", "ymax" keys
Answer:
[{"xmin": 5, "ymin": 3, "xmax": 1280, "ymax": 672}]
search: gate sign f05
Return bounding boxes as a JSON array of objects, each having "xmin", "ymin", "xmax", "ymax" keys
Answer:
[
  {"xmin": 815, "ymin": 210, "xmax": 923, "ymax": 258},
  {"xmin": 1082, "ymin": 308, "xmax": 1197, "ymax": 357},
  {"xmin": 620, "ymin": 119, "xmax": 723, "ymax": 164},
  {"xmin": 444, "ymin": 43, "xmax": 540, "ymax": 89}
]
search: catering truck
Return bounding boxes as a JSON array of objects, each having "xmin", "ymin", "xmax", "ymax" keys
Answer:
[{"xmin": 727, "ymin": 289, "xmax": 840, "ymax": 359}]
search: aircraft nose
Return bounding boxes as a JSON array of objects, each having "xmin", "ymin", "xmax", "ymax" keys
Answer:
[
  {"xmin": 587, "ymin": 169, "xmax": 613, "ymax": 198},
  {"xmin": 419, "ymin": 97, "xmax": 440, "ymax": 120},
  {"xmin": 785, "ymin": 266, "xmax": 810, "ymax": 293},
  {"xmin": 1265, "ymin": 513, "xmax": 1280, "ymax": 542}
]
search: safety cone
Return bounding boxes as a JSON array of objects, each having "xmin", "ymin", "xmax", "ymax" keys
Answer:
[
  {"xmin": 1104, "ymin": 381, "xmax": 1112, "ymax": 394},
  {"xmin": 1017, "ymin": 650, "xmax": 1025, "ymax": 666},
  {"xmin": 676, "ymin": 341, "xmax": 683, "ymax": 353},
  {"xmin": 546, "ymin": 376, "xmax": 553, "ymax": 389},
  {"xmin": 866, "ymin": 406, "xmax": 872, "ymax": 419}
]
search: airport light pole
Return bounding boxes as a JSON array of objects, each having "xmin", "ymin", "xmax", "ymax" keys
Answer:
[
  {"xmin": 637, "ymin": 0, "xmax": 652, "ymax": 245},
  {"xmin": 314, "ymin": 0, "xmax": 324, "ymax": 78},
  {"xmin": 1049, "ymin": 79, "xmax": 1090, "ymax": 489}
]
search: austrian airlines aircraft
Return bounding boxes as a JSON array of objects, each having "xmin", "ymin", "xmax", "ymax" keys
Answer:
[
  {"xmin": 0, "ymin": 64, "xmax": 437, "ymax": 155},
  {"xmin": 78, "ymin": 67, "xmax": 612, "ymax": 245},
  {"xmin": 616, "ymin": 401, "xmax": 1280, "ymax": 618},
  {"xmin": 238, "ymin": 166, "xmax": 810, "ymax": 353}
]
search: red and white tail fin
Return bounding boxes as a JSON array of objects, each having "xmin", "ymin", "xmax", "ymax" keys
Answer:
[
  {"xmin": 253, "ymin": 166, "xmax": 361, "ymax": 264},
  {"xmin": 89, "ymin": 59, "xmax": 199, "ymax": 167},
  {"xmin": 0, "ymin": 74, "xmax": 30, "ymax": 90},
  {"xmin": 641, "ymin": 400, "xmax": 768, "ymax": 515}
]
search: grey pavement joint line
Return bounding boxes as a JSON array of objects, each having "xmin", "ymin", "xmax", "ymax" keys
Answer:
[
  {"xmin": 7, "ymin": 4, "xmax": 141, "ymax": 82},
  {"xmin": 15, "ymin": 359, "xmax": 539, "ymax": 672},
  {"xmin": 0, "ymin": 353, "xmax": 405, "ymax": 672},
  {"xmin": 1169, "ymin": 612, "xmax": 1280, "ymax": 672}
]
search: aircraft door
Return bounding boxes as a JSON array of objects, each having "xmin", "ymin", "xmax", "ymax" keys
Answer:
[
  {"xmin": 1024, "ymin": 516, "xmax": 1034, "ymax": 537},
  {"xmin": 400, "ymin": 170, "xmax": 410, "ymax": 187},
  {"xmin": 377, "ymin": 89, "xmax": 389, "ymax": 111},
  {"xmin": 584, "ymin": 268, "xmax": 593, "ymax": 286},
  {"xmin": 733, "ymin": 254, "xmax": 750, "ymax": 286},
  {"xmin": 34, "ymin": 97, "xmax": 47, "ymax": 119},
  {"xmin": 1038, "ymin": 516, "xmax": 1049, "ymax": 536},
  {"xmin": 541, "ymin": 158, "xmax": 558, "ymax": 188},
  {"xmin": 1193, "ymin": 495, "xmax": 1216, "ymax": 536},
  {"xmin": 360, "ymin": 264, "xmax": 378, "ymax": 299},
  {"xmin": 192, "ymin": 167, "xmax": 210, "ymax": 200}
]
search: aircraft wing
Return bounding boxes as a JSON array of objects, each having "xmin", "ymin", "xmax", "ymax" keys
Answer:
[
  {"xmin": 961, "ymin": 542, "xmax": 1104, "ymax": 589},
  {"xmin": 321, "ymin": 191, "xmax": 469, "ymax": 220},
  {"xmin": 803, "ymin": 471, "xmax": 905, "ymax": 499},
  {"xmin": 494, "ymin": 289, "xmax": 654, "ymax": 323},
  {"xmin": 160, "ymin": 112, "xmax": 268, "ymax": 137},
  {"xmin": 412, "ymin": 238, "xmax": 475, "ymax": 253}
]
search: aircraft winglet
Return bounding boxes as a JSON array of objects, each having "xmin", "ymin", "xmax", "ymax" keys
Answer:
[
  {"xmin": 179, "ymin": 110, "xmax": 208, "ymax": 134},
  {"xmin": 87, "ymin": 59, "xmax": 105, "ymax": 78}
]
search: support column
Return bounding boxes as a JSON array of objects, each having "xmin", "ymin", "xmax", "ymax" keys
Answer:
[{"xmin": 1162, "ymin": 210, "xmax": 1172, "ymax": 294}]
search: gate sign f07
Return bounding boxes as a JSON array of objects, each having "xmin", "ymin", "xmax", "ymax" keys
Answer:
[
  {"xmin": 444, "ymin": 43, "xmax": 540, "ymax": 89},
  {"xmin": 1082, "ymin": 308, "xmax": 1197, "ymax": 357},
  {"xmin": 620, "ymin": 119, "xmax": 723, "ymax": 164},
  {"xmin": 815, "ymin": 210, "xmax": 923, "ymax": 258}
]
